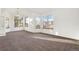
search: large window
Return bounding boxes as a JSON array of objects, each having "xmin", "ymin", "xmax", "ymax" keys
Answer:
[
  {"xmin": 25, "ymin": 17, "xmax": 33, "ymax": 27},
  {"xmin": 14, "ymin": 16, "xmax": 23, "ymax": 27},
  {"xmin": 25, "ymin": 17, "xmax": 29, "ymax": 27},
  {"xmin": 13, "ymin": 15, "xmax": 54, "ymax": 31},
  {"xmin": 42, "ymin": 16, "xmax": 54, "ymax": 29},
  {"xmin": 24, "ymin": 16, "xmax": 54, "ymax": 29},
  {"xmin": 35, "ymin": 17, "xmax": 41, "ymax": 29}
]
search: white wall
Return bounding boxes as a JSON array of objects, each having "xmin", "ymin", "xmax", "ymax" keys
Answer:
[
  {"xmin": 0, "ymin": 16, "xmax": 6, "ymax": 36},
  {"xmin": 53, "ymin": 8, "xmax": 79, "ymax": 40},
  {"xmin": 0, "ymin": 8, "xmax": 79, "ymax": 40}
]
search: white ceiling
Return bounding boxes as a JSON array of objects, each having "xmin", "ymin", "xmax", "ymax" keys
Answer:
[
  {"xmin": 0, "ymin": 8, "xmax": 53, "ymax": 16},
  {"xmin": 24, "ymin": 8, "xmax": 53, "ymax": 14}
]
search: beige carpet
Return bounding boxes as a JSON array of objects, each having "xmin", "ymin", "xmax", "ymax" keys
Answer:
[{"xmin": 0, "ymin": 31, "xmax": 79, "ymax": 51}]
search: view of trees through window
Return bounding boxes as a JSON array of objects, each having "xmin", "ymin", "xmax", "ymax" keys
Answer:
[
  {"xmin": 35, "ymin": 17, "xmax": 41, "ymax": 29},
  {"xmin": 14, "ymin": 16, "xmax": 23, "ymax": 27},
  {"xmin": 42, "ymin": 16, "xmax": 54, "ymax": 29}
]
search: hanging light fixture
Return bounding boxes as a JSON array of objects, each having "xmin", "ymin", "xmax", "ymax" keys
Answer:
[{"xmin": 16, "ymin": 8, "xmax": 20, "ymax": 18}]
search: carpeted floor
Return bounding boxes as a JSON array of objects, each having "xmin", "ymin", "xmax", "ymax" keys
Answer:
[{"xmin": 0, "ymin": 30, "xmax": 79, "ymax": 51}]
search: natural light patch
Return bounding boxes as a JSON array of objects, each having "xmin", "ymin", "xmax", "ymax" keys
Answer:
[{"xmin": 32, "ymin": 36, "xmax": 79, "ymax": 45}]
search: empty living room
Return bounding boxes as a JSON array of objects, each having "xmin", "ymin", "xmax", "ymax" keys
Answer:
[{"xmin": 0, "ymin": 8, "xmax": 79, "ymax": 51}]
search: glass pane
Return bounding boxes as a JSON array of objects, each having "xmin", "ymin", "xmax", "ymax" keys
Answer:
[
  {"xmin": 43, "ymin": 16, "xmax": 54, "ymax": 29},
  {"xmin": 14, "ymin": 16, "xmax": 23, "ymax": 27},
  {"xmin": 35, "ymin": 17, "xmax": 41, "ymax": 29},
  {"xmin": 25, "ymin": 17, "xmax": 29, "ymax": 27},
  {"xmin": 5, "ymin": 17, "xmax": 9, "ymax": 29}
]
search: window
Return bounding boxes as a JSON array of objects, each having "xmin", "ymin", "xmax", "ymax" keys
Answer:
[
  {"xmin": 25, "ymin": 17, "xmax": 29, "ymax": 27},
  {"xmin": 25, "ymin": 17, "xmax": 34, "ymax": 27},
  {"xmin": 42, "ymin": 16, "xmax": 54, "ymax": 29},
  {"xmin": 14, "ymin": 16, "xmax": 23, "ymax": 27},
  {"xmin": 5, "ymin": 17, "xmax": 9, "ymax": 29},
  {"xmin": 35, "ymin": 17, "xmax": 41, "ymax": 29}
]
